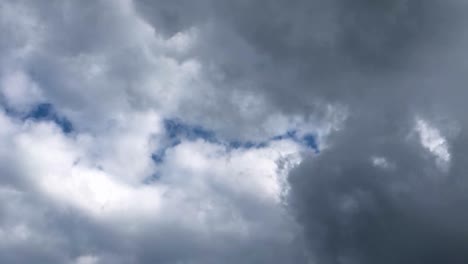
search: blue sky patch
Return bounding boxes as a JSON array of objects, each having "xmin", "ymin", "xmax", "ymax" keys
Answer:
[
  {"xmin": 302, "ymin": 134, "xmax": 319, "ymax": 153},
  {"xmin": 25, "ymin": 103, "xmax": 74, "ymax": 133},
  {"xmin": 150, "ymin": 119, "xmax": 319, "ymax": 166},
  {"xmin": 164, "ymin": 119, "xmax": 217, "ymax": 142}
]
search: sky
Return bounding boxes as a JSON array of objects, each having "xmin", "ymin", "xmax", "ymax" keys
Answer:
[{"xmin": 1, "ymin": 0, "xmax": 468, "ymax": 263}]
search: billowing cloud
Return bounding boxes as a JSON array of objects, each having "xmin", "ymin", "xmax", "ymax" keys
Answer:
[
  {"xmin": 2, "ymin": 0, "xmax": 468, "ymax": 263},
  {"xmin": 0, "ymin": 107, "xmax": 309, "ymax": 263}
]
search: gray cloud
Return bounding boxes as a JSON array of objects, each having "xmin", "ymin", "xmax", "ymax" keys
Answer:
[
  {"xmin": 135, "ymin": 0, "xmax": 462, "ymax": 110},
  {"xmin": 2, "ymin": 0, "xmax": 468, "ymax": 263},
  {"xmin": 288, "ymin": 112, "xmax": 468, "ymax": 263}
]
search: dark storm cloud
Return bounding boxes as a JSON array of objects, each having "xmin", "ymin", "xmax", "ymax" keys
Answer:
[
  {"xmin": 134, "ymin": 0, "xmax": 468, "ymax": 262},
  {"xmin": 134, "ymin": 0, "xmax": 461, "ymax": 111},
  {"xmin": 288, "ymin": 112, "xmax": 468, "ymax": 264}
]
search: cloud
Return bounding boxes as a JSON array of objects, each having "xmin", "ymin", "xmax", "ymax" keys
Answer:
[
  {"xmin": 2, "ymin": 0, "xmax": 468, "ymax": 263},
  {"xmin": 0, "ymin": 1, "xmax": 318, "ymax": 262},
  {"xmin": 0, "ymin": 107, "xmax": 309, "ymax": 263},
  {"xmin": 287, "ymin": 112, "xmax": 468, "ymax": 263},
  {"xmin": 134, "ymin": 0, "xmax": 461, "ymax": 109}
]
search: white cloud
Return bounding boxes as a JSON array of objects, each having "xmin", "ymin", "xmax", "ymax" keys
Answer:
[
  {"xmin": 0, "ymin": 105, "xmax": 307, "ymax": 262},
  {"xmin": 415, "ymin": 117, "xmax": 451, "ymax": 170},
  {"xmin": 1, "ymin": 70, "xmax": 43, "ymax": 111},
  {"xmin": 74, "ymin": 255, "xmax": 99, "ymax": 264}
]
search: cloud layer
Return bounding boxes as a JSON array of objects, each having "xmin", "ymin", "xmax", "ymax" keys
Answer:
[{"xmin": 2, "ymin": 0, "xmax": 468, "ymax": 263}]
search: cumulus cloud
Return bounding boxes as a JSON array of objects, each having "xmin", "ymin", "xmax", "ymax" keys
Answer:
[
  {"xmin": 0, "ymin": 107, "xmax": 308, "ymax": 263},
  {"xmin": 2, "ymin": 0, "xmax": 468, "ymax": 263}
]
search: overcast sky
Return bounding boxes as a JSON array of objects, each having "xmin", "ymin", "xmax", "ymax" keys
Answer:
[{"xmin": 1, "ymin": 1, "xmax": 468, "ymax": 263}]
